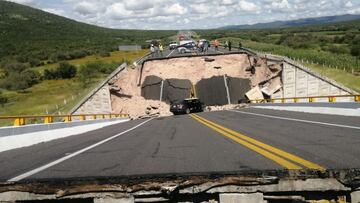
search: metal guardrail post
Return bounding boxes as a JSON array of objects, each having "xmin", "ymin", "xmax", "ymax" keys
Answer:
[
  {"xmin": 64, "ymin": 116, "xmax": 72, "ymax": 122},
  {"xmin": 328, "ymin": 96, "xmax": 336, "ymax": 102},
  {"xmin": 44, "ymin": 116, "xmax": 53, "ymax": 124},
  {"xmin": 309, "ymin": 97, "xmax": 315, "ymax": 103},
  {"xmin": 14, "ymin": 118, "xmax": 25, "ymax": 126},
  {"xmin": 80, "ymin": 115, "xmax": 86, "ymax": 121},
  {"xmin": 355, "ymin": 96, "xmax": 360, "ymax": 102}
]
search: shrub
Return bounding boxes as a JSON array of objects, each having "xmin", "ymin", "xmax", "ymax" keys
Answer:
[
  {"xmin": 3, "ymin": 62, "xmax": 28, "ymax": 75},
  {"xmin": 78, "ymin": 63, "xmax": 98, "ymax": 87},
  {"xmin": 43, "ymin": 62, "xmax": 77, "ymax": 80},
  {"xmin": 58, "ymin": 62, "xmax": 77, "ymax": 79},
  {"xmin": 29, "ymin": 58, "xmax": 41, "ymax": 67},
  {"xmin": 351, "ymin": 44, "xmax": 360, "ymax": 57},
  {"xmin": 1, "ymin": 69, "xmax": 40, "ymax": 90},
  {"xmin": 0, "ymin": 91, "xmax": 8, "ymax": 107}
]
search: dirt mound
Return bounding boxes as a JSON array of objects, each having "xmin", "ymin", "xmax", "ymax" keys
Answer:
[{"xmin": 110, "ymin": 54, "xmax": 282, "ymax": 119}]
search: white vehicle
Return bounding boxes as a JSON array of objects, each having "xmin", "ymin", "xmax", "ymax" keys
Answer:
[
  {"xmin": 177, "ymin": 40, "xmax": 197, "ymax": 54},
  {"xmin": 169, "ymin": 41, "xmax": 178, "ymax": 50}
]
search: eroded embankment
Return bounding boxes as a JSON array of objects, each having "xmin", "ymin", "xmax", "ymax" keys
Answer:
[{"xmin": 110, "ymin": 54, "xmax": 282, "ymax": 119}]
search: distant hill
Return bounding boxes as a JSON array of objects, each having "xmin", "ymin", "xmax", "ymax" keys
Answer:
[
  {"xmin": 0, "ymin": 1, "xmax": 175, "ymax": 63},
  {"xmin": 220, "ymin": 14, "xmax": 360, "ymax": 30}
]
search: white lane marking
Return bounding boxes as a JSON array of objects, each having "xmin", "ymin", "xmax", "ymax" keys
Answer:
[
  {"xmin": 228, "ymin": 110, "xmax": 360, "ymax": 130},
  {"xmin": 8, "ymin": 118, "xmax": 155, "ymax": 182},
  {"xmin": 252, "ymin": 106, "xmax": 360, "ymax": 117},
  {"xmin": 166, "ymin": 49, "xmax": 176, "ymax": 58}
]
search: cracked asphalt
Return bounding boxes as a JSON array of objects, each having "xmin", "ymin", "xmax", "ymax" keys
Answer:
[{"xmin": 0, "ymin": 108, "xmax": 359, "ymax": 182}]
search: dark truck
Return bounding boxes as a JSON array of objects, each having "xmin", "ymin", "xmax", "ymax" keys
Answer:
[{"xmin": 170, "ymin": 98, "xmax": 203, "ymax": 115}]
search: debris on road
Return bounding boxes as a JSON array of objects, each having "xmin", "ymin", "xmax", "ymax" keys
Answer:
[
  {"xmin": 261, "ymin": 76, "xmax": 282, "ymax": 96},
  {"xmin": 245, "ymin": 86, "xmax": 264, "ymax": 101},
  {"xmin": 110, "ymin": 54, "xmax": 285, "ymax": 118}
]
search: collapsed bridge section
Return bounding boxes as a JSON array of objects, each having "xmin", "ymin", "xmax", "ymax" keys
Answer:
[{"xmin": 71, "ymin": 52, "xmax": 356, "ymax": 119}]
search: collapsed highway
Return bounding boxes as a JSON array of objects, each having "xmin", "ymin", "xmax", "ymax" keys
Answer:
[
  {"xmin": 1, "ymin": 109, "xmax": 360, "ymax": 202},
  {"xmin": 1, "ymin": 47, "xmax": 360, "ymax": 202}
]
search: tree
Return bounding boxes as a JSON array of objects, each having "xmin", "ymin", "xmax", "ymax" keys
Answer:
[
  {"xmin": 0, "ymin": 91, "xmax": 8, "ymax": 107},
  {"xmin": 78, "ymin": 63, "xmax": 98, "ymax": 87},
  {"xmin": 1, "ymin": 69, "xmax": 40, "ymax": 91},
  {"xmin": 58, "ymin": 62, "xmax": 77, "ymax": 79},
  {"xmin": 3, "ymin": 62, "xmax": 28, "ymax": 76},
  {"xmin": 351, "ymin": 44, "xmax": 360, "ymax": 57}
]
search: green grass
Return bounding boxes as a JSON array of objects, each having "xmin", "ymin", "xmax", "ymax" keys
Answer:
[
  {"xmin": 0, "ymin": 50, "xmax": 147, "ymax": 126},
  {"xmin": 33, "ymin": 49, "xmax": 149, "ymax": 72},
  {"xmin": 304, "ymin": 62, "xmax": 360, "ymax": 93},
  {"xmin": 219, "ymin": 37, "xmax": 360, "ymax": 93},
  {"xmin": 219, "ymin": 37, "xmax": 360, "ymax": 73}
]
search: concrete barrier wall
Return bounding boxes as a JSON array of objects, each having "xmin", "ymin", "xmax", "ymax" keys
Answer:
[
  {"xmin": 74, "ymin": 85, "xmax": 112, "ymax": 114},
  {"xmin": 71, "ymin": 63, "xmax": 127, "ymax": 115},
  {"xmin": 281, "ymin": 62, "xmax": 353, "ymax": 100}
]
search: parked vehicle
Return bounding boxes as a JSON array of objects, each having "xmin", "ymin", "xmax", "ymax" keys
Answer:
[
  {"xmin": 177, "ymin": 40, "xmax": 197, "ymax": 54},
  {"xmin": 169, "ymin": 41, "xmax": 178, "ymax": 50},
  {"xmin": 170, "ymin": 98, "xmax": 203, "ymax": 115}
]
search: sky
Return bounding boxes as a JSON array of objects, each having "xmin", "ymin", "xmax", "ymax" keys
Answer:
[{"xmin": 7, "ymin": 0, "xmax": 360, "ymax": 30}]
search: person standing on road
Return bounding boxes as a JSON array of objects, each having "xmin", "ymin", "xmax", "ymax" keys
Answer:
[
  {"xmin": 159, "ymin": 43, "xmax": 164, "ymax": 56},
  {"xmin": 214, "ymin": 39, "xmax": 219, "ymax": 51},
  {"xmin": 224, "ymin": 41, "xmax": 228, "ymax": 49},
  {"xmin": 150, "ymin": 44, "xmax": 155, "ymax": 57},
  {"xmin": 203, "ymin": 41, "xmax": 209, "ymax": 53},
  {"xmin": 228, "ymin": 41, "xmax": 232, "ymax": 51},
  {"xmin": 154, "ymin": 45, "xmax": 159, "ymax": 57},
  {"xmin": 238, "ymin": 41, "xmax": 242, "ymax": 50}
]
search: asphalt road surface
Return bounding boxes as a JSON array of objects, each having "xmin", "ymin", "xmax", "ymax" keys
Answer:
[
  {"xmin": 1, "ymin": 108, "xmax": 359, "ymax": 182},
  {"xmin": 148, "ymin": 45, "xmax": 240, "ymax": 60}
]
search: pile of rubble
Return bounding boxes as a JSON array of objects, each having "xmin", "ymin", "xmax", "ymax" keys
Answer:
[{"xmin": 109, "ymin": 54, "xmax": 283, "ymax": 119}]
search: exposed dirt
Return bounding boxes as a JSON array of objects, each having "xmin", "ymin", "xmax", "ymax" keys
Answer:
[{"xmin": 110, "ymin": 54, "xmax": 282, "ymax": 119}]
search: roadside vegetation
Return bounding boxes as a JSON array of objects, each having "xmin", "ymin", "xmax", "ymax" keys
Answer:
[
  {"xmin": 0, "ymin": 50, "xmax": 147, "ymax": 126},
  {"xmin": 197, "ymin": 19, "xmax": 360, "ymax": 92}
]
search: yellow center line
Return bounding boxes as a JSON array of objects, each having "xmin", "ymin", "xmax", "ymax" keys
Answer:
[{"xmin": 190, "ymin": 114, "xmax": 325, "ymax": 171}]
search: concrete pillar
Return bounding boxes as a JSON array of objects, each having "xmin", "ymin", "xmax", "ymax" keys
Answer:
[
  {"xmin": 219, "ymin": 193, "xmax": 264, "ymax": 203},
  {"xmin": 351, "ymin": 190, "xmax": 360, "ymax": 203},
  {"xmin": 94, "ymin": 196, "xmax": 134, "ymax": 203}
]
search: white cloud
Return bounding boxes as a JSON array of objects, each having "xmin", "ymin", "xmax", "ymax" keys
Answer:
[
  {"xmin": 7, "ymin": 0, "xmax": 34, "ymax": 5},
  {"xmin": 237, "ymin": 0, "xmax": 259, "ymax": 12},
  {"xmin": 345, "ymin": 1, "xmax": 353, "ymax": 8},
  {"xmin": 42, "ymin": 8, "xmax": 65, "ymax": 16},
  {"xmin": 162, "ymin": 3, "xmax": 187, "ymax": 16},
  {"xmin": 124, "ymin": 0, "xmax": 154, "ymax": 11},
  {"xmin": 106, "ymin": 2, "xmax": 133, "ymax": 20},
  {"xmin": 7, "ymin": 0, "xmax": 360, "ymax": 29},
  {"xmin": 74, "ymin": 1, "xmax": 100, "ymax": 15}
]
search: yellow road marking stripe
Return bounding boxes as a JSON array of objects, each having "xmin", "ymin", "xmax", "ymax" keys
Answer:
[
  {"xmin": 191, "ymin": 114, "xmax": 325, "ymax": 170},
  {"xmin": 190, "ymin": 114, "xmax": 302, "ymax": 170}
]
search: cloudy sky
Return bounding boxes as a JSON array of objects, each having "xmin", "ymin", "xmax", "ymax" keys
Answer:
[{"xmin": 7, "ymin": 0, "xmax": 360, "ymax": 29}]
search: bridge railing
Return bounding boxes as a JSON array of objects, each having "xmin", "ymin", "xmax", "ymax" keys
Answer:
[
  {"xmin": 250, "ymin": 94, "xmax": 360, "ymax": 104},
  {"xmin": 0, "ymin": 114, "xmax": 129, "ymax": 127}
]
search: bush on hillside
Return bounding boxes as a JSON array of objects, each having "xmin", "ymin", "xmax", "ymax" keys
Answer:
[
  {"xmin": 1, "ymin": 69, "xmax": 40, "ymax": 91},
  {"xmin": 43, "ymin": 62, "xmax": 77, "ymax": 80},
  {"xmin": 58, "ymin": 62, "xmax": 77, "ymax": 79},
  {"xmin": 0, "ymin": 91, "xmax": 8, "ymax": 107}
]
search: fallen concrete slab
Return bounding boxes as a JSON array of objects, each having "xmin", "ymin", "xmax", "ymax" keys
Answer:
[{"xmin": 246, "ymin": 86, "xmax": 264, "ymax": 101}]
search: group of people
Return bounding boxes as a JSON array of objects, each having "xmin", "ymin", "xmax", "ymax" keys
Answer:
[{"xmin": 150, "ymin": 43, "xmax": 164, "ymax": 57}]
